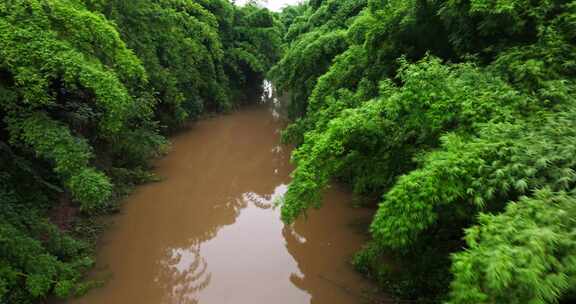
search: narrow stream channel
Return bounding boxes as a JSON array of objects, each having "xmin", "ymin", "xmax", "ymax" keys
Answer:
[{"xmin": 70, "ymin": 82, "xmax": 377, "ymax": 304}]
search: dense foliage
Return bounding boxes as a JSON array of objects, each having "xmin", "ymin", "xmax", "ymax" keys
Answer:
[
  {"xmin": 274, "ymin": 0, "xmax": 576, "ymax": 302},
  {"xmin": 0, "ymin": 0, "xmax": 279, "ymax": 302}
]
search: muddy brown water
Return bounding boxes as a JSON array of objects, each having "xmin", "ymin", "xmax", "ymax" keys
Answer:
[{"xmin": 70, "ymin": 83, "xmax": 379, "ymax": 304}]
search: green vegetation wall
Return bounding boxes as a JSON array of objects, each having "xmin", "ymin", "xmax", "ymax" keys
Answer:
[
  {"xmin": 0, "ymin": 0, "xmax": 279, "ymax": 302},
  {"xmin": 273, "ymin": 0, "xmax": 576, "ymax": 303}
]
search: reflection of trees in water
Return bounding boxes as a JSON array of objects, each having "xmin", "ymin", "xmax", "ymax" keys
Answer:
[
  {"xmin": 153, "ymin": 182, "xmax": 289, "ymax": 303},
  {"xmin": 283, "ymin": 226, "xmax": 316, "ymax": 295},
  {"xmin": 243, "ymin": 184, "xmax": 287, "ymax": 210},
  {"xmin": 282, "ymin": 194, "xmax": 371, "ymax": 304},
  {"xmin": 156, "ymin": 245, "xmax": 212, "ymax": 304},
  {"xmin": 153, "ymin": 185, "xmax": 285, "ymax": 303},
  {"xmin": 149, "ymin": 82, "xmax": 292, "ymax": 303},
  {"xmin": 152, "ymin": 196, "xmax": 246, "ymax": 303},
  {"xmin": 244, "ymin": 191, "xmax": 274, "ymax": 209},
  {"xmin": 260, "ymin": 79, "xmax": 289, "ymax": 120},
  {"xmin": 283, "ymin": 225, "xmax": 340, "ymax": 304}
]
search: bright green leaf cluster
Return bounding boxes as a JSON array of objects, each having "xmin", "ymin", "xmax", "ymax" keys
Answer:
[{"xmin": 449, "ymin": 189, "xmax": 576, "ymax": 303}]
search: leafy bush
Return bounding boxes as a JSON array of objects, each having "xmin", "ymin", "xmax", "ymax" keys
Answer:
[
  {"xmin": 0, "ymin": 0, "xmax": 279, "ymax": 302},
  {"xmin": 274, "ymin": 0, "xmax": 576, "ymax": 302}
]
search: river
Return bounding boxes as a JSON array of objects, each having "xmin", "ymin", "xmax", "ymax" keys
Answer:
[{"xmin": 70, "ymin": 82, "xmax": 378, "ymax": 304}]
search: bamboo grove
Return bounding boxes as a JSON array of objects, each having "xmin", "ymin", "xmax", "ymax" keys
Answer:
[
  {"xmin": 0, "ymin": 0, "xmax": 280, "ymax": 302},
  {"xmin": 272, "ymin": 0, "xmax": 576, "ymax": 303},
  {"xmin": 2, "ymin": 0, "xmax": 576, "ymax": 303}
]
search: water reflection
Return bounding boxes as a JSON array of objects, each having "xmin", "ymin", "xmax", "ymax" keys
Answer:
[
  {"xmin": 70, "ymin": 81, "xmax": 378, "ymax": 304},
  {"xmin": 243, "ymin": 184, "xmax": 287, "ymax": 210},
  {"xmin": 261, "ymin": 79, "xmax": 286, "ymax": 120},
  {"xmin": 283, "ymin": 186, "xmax": 375, "ymax": 304},
  {"xmin": 156, "ymin": 245, "xmax": 210, "ymax": 304}
]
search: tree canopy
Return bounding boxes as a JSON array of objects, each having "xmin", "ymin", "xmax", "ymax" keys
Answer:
[
  {"xmin": 2, "ymin": 0, "xmax": 575, "ymax": 302},
  {"xmin": 0, "ymin": 0, "xmax": 279, "ymax": 302},
  {"xmin": 273, "ymin": 0, "xmax": 576, "ymax": 302}
]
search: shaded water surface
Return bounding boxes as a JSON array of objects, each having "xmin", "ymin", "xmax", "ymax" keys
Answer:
[{"xmin": 72, "ymin": 83, "xmax": 376, "ymax": 304}]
